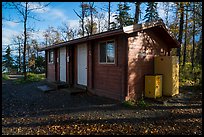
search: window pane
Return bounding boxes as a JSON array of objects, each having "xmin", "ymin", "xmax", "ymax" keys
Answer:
[
  {"xmin": 50, "ymin": 51, "xmax": 54, "ymax": 63},
  {"xmin": 106, "ymin": 42, "xmax": 115, "ymax": 63},
  {"xmin": 100, "ymin": 42, "xmax": 106, "ymax": 63},
  {"xmin": 49, "ymin": 51, "xmax": 54, "ymax": 63}
]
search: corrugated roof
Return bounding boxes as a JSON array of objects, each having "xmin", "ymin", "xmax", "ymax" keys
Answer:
[{"xmin": 39, "ymin": 20, "xmax": 180, "ymax": 51}]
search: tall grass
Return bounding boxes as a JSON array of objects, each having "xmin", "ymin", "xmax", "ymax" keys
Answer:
[{"xmin": 15, "ymin": 73, "xmax": 45, "ymax": 84}]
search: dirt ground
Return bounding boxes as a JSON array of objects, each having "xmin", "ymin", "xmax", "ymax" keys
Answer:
[{"xmin": 2, "ymin": 76, "xmax": 202, "ymax": 135}]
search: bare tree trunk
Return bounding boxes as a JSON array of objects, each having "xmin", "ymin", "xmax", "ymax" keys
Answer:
[
  {"xmin": 177, "ymin": 2, "xmax": 184, "ymax": 64},
  {"xmin": 134, "ymin": 2, "xmax": 140, "ymax": 24},
  {"xmin": 18, "ymin": 43, "xmax": 21, "ymax": 73},
  {"xmin": 90, "ymin": 2, "xmax": 94, "ymax": 35},
  {"xmin": 82, "ymin": 2, "xmax": 85, "ymax": 37},
  {"xmin": 183, "ymin": 5, "xmax": 188, "ymax": 67},
  {"xmin": 90, "ymin": 6, "xmax": 93, "ymax": 35},
  {"xmin": 108, "ymin": 2, "xmax": 110, "ymax": 30},
  {"xmin": 23, "ymin": 2, "xmax": 28, "ymax": 80},
  {"xmin": 191, "ymin": 3, "xmax": 195, "ymax": 70}
]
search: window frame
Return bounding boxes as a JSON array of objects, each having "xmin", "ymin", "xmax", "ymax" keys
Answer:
[
  {"xmin": 48, "ymin": 50, "xmax": 54, "ymax": 64},
  {"xmin": 98, "ymin": 40, "xmax": 116, "ymax": 64}
]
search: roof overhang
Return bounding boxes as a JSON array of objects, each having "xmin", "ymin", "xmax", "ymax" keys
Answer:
[
  {"xmin": 39, "ymin": 29, "xmax": 124, "ymax": 51},
  {"xmin": 39, "ymin": 20, "xmax": 180, "ymax": 51},
  {"xmin": 123, "ymin": 20, "xmax": 180, "ymax": 48}
]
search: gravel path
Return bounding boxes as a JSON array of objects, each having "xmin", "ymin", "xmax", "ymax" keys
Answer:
[{"xmin": 2, "ymin": 77, "xmax": 202, "ymax": 135}]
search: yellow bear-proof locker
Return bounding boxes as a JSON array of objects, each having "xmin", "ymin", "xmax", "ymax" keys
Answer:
[
  {"xmin": 145, "ymin": 75, "xmax": 162, "ymax": 98},
  {"xmin": 154, "ymin": 56, "xmax": 179, "ymax": 96}
]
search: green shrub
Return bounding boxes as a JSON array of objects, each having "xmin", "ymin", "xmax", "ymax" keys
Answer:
[
  {"xmin": 122, "ymin": 100, "xmax": 136, "ymax": 107},
  {"xmin": 137, "ymin": 98, "xmax": 149, "ymax": 108},
  {"xmin": 180, "ymin": 62, "xmax": 202, "ymax": 87},
  {"xmin": 2, "ymin": 74, "xmax": 9, "ymax": 80}
]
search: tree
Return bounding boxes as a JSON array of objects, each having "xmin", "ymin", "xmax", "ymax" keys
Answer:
[
  {"xmin": 43, "ymin": 26, "xmax": 63, "ymax": 45},
  {"xmin": 182, "ymin": 3, "xmax": 189, "ymax": 66},
  {"xmin": 2, "ymin": 45, "xmax": 14, "ymax": 73},
  {"xmin": 113, "ymin": 2, "xmax": 134, "ymax": 28},
  {"xmin": 87, "ymin": 2, "xmax": 97, "ymax": 35},
  {"xmin": 143, "ymin": 2, "xmax": 160, "ymax": 22},
  {"xmin": 85, "ymin": 21, "xmax": 97, "ymax": 36},
  {"xmin": 177, "ymin": 2, "xmax": 184, "ymax": 64},
  {"xmin": 35, "ymin": 56, "xmax": 46, "ymax": 73},
  {"xmin": 59, "ymin": 22, "xmax": 77, "ymax": 41},
  {"xmin": 96, "ymin": 12, "xmax": 105, "ymax": 33},
  {"xmin": 134, "ymin": 2, "xmax": 141, "ymax": 24},
  {"xmin": 162, "ymin": 2, "xmax": 170, "ymax": 26},
  {"xmin": 28, "ymin": 53, "xmax": 35, "ymax": 72},
  {"xmin": 108, "ymin": 2, "xmax": 111, "ymax": 30},
  {"xmin": 31, "ymin": 39, "xmax": 39, "ymax": 58},
  {"xmin": 5, "ymin": 2, "xmax": 49, "ymax": 80},
  {"xmin": 191, "ymin": 2, "xmax": 196, "ymax": 70},
  {"xmin": 12, "ymin": 34, "xmax": 24, "ymax": 73},
  {"xmin": 74, "ymin": 2, "xmax": 89, "ymax": 37}
]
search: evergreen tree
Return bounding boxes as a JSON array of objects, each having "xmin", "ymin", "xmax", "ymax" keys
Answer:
[
  {"xmin": 143, "ymin": 2, "xmax": 160, "ymax": 22},
  {"xmin": 2, "ymin": 45, "xmax": 14, "ymax": 73},
  {"xmin": 113, "ymin": 2, "xmax": 134, "ymax": 28}
]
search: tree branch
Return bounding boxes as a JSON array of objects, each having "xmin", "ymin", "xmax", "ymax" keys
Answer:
[{"xmin": 73, "ymin": 9, "xmax": 82, "ymax": 20}]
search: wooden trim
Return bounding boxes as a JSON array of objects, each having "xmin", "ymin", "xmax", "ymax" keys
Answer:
[
  {"xmin": 98, "ymin": 39, "xmax": 117, "ymax": 66},
  {"xmin": 39, "ymin": 29, "xmax": 124, "ymax": 51},
  {"xmin": 66, "ymin": 46, "xmax": 68, "ymax": 83},
  {"xmin": 74, "ymin": 45, "xmax": 77, "ymax": 86}
]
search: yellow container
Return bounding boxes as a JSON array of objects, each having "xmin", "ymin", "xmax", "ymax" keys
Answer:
[
  {"xmin": 145, "ymin": 75, "xmax": 162, "ymax": 99},
  {"xmin": 154, "ymin": 56, "xmax": 179, "ymax": 96}
]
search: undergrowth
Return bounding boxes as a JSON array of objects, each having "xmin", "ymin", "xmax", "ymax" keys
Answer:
[{"xmin": 15, "ymin": 73, "xmax": 45, "ymax": 84}]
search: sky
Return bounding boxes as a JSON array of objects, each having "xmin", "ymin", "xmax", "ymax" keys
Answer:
[{"xmin": 2, "ymin": 2, "xmax": 169, "ymax": 56}]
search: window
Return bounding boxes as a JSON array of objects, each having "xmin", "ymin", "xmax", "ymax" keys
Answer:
[
  {"xmin": 48, "ymin": 50, "xmax": 54, "ymax": 63},
  {"xmin": 99, "ymin": 40, "xmax": 115, "ymax": 64}
]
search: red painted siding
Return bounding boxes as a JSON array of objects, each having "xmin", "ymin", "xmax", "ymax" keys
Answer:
[{"xmin": 92, "ymin": 35, "xmax": 127, "ymax": 101}]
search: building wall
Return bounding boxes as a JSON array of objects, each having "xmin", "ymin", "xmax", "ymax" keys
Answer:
[
  {"xmin": 127, "ymin": 31, "xmax": 170, "ymax": 101},
  {"xmin": 91, "ymin": 35, "xmax": 127, "ymax": 101}
]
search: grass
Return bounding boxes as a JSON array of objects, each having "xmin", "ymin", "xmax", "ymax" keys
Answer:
[
  {"xmin": 137, "ymin": 98, "xmax": 150, "ymax": 108},
  {"xmin": 15, "ymin": 73, "xmax": 45, "ymax": 84},
  {"xmin": 122, "ymin": 97, "xmax": 150, "ymax": 108},
  {"xmin": 122, "ymin": 100, "xmax": 136, "ymax": 108},
  {"xmin": 2, "ymin": 73, "xmax": 9, "ymax": 80}
]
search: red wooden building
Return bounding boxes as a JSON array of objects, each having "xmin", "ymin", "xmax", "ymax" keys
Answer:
[{"xmin": 40, "ymin": 20, "xmax": 180, "ymax": 101}]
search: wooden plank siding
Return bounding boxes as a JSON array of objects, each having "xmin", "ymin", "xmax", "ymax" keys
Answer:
[
  {"xmin": 126, "ymin": 31, "xmax": 170, "ymax": 101},
  {"xmin": 92, "ymin": 35, "xmax": 127, "ymax": 101}
]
